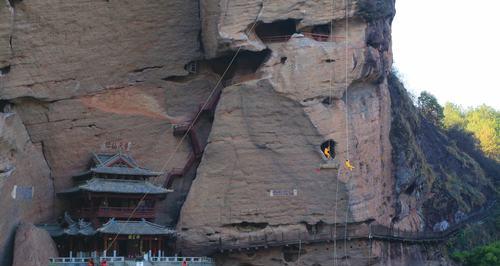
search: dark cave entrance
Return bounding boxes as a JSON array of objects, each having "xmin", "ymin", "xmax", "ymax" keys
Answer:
[
  {"xmin": 320, "ymin": 139, "xmax": 337, "ymax": 160},
  {"xmin": 255, "ymin": 19, "xmax": 299, "ymax": 42},
  {"xmin": 0, "ymin": 65, "xmax": 11, "ymax": 76},
  {"xmin": 311, "ymin": 24, "xmax": 332, "ymax": 35},
  {"xmin": 207, "ymin": 49, "xmax": 271, "ymax": 81}
]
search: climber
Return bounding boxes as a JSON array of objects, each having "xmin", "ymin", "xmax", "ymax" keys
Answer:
[
  {"xmin": 87, "ymin": 258, "xmax": 94, "ymax": 266},
  {"xmin": 100, "ymin": 259, "xmax": 107, "ymax": 266},
  {"xmin": 323, "ymin": 145, "xmax": 332, "ymax": 159},
  {"xmin": 182, "ymin": 259, "xmax": 188, "ymax": 266},
  {"xmin": 344, "ymin": 160, "xmax": 354, "ymax": 171}
]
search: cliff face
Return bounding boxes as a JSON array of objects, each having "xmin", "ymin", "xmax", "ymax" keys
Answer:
[
  {"xmin": 178, "ymin": 0, "xmax": 397, "ymax": 263},
  {"xmin": 388, "ymin": 74, "xmax": 497, "ymax": 232},
  {"xmin": 0, "ymin": 0, "xmax": 209, "ymax": 264},
  {"xmin": 0, "ymin": 0, "xmax": 497, "ymax": 265}
]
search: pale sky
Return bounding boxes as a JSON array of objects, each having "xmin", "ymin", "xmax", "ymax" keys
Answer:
[{"xmin": 392, "ymin": 0, "xmax": 500, "ymax": 109}]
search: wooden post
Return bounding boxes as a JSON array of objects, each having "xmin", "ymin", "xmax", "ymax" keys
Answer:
[
  {"xmin": 149, "ymin": 239, "xmax": 152, "ymax": 255},
  {"xmin": 158, "ymin": 238, "xmax": 162, "ymax": 256},
  {"xmin": 103, "ymin": 236, "xmax": 107, "ymax": 253},
  {"xmin": 70, "ymin": 237, "xmax": 74, "ymax": 256}
]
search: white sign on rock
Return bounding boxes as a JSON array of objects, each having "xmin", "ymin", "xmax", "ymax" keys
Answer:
[
  {"xmin": 270, "ymin": 189, "xmax": 298, "ymax": 197},
  {"xmin": 11, "ymin": 185, "xmax": 34, "ymax": 200}
]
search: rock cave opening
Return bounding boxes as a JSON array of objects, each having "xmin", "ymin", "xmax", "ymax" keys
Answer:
[
  {"xmin": 304, "ymin": 221, "xmax": 327, "ymax": 234},
  {"xmin": 255, "ymin": 19, "xmax": 299, "ymax": 42},
  {"xmin": 320, "ymin": 139, "xmax": 337, "ymax": 160},
  {"xmin": 7, "ymin": 0, "xmax": 21, "ymax": 8},
  {"xmin": 207, "ymin": 49, "xmax": 271, "ymax": 81},
  {"xmin": 0, "ymin": 65, "xmax": 11, "ymax": 76},
  {"xmin": 229, "ymin": 222, "xmax": 269, "ymax": 232},
  {"xmin": 405, "ymin": 182, "xmax": 417, "ymax": 195},
  {"xmin": 308, "ymin": 24, "xmax": 332, "ymax": 36},
  {"xmin": 322, "ymin": 96, "xmax": 335, "ymax": 106},
  {"xmin": 282, "ymin": 245, "xmax": 303, "ymax": 262},
  {"xmin": 0, "ymin": 100, "xmax": 12, "ymax": 113}
]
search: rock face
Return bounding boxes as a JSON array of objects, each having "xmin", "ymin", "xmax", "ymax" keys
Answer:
[
  {"xmin": 0, "ymin": 0, "xmax": 213, "ymax": 264},
  {"xmin": 388, "ymin": 74, "xmax": 496, "ymax": 231},
  {"xmin": 0, "ymin": 106, "xmax": 54, "ymax": 266},
  {"xmin": 0, "ymin": 0, "xmax": 202, "ymax": 101},
  {"xmin": 0, "ymin": 0, "xmax": 496, "ymax": 265},
  {"xmin": 12, "ymin": 223, "xmax": 58, "ymax": 266},
  {"xmin": 178, "ymin": 0, "xmax": 396, "ymax": 259}
]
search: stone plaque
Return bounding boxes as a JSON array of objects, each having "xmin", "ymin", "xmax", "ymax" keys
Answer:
[
  {"xmin": 270, "ymin": 189, "xmax": 298, "ymax": 197},
  {"xmin": 11, "ymin": 185, "xmax": 34, "ymax": 200}
]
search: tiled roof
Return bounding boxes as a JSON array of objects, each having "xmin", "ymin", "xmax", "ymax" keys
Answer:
[
  {"xmin": 90, "ymin": 166, "xmax": 161, "ymax": 176},
  {"xmin": 65, "ymin": 220, "xmax": 96, "ymax": 236},
  {"xmin": 97, "ymin": 218, "xmax": 176, "ymax": 235},
  {"xmin": 93, "ymin": 153, "xmax": 138, "ymax": 168},
  {"xmin": 71, "ymin": 153, "xmax": 163, "ymax": 177},
  {"xmin": 37, "ymin": 213, "xmax": 96, "ymax": 237},
  {"xmin": 59, "ymin": 178, "xmax": 171, "ymax": 195}
]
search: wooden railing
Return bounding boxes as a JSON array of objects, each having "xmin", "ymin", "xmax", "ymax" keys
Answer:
[
  {"xmin": 165, "ymin": 84, "xmax": 224, "ymax": 188},
  {"xmin": 78, "ymin": 206, "xmax": 155, "ymax": 219},
  {"xmin": 150, "ymin": 256, "xmax": 215, "ymax": 263},
  {"xmin": 259, "ymin": 33, "xmax": 345, "ymax": 43},
  {"xmin": 50, "ymin": 256, "xmax": 212, "ymax": 265},
  {"xmin": 179, "ymin": 201, "xmax": 496, "ymax": 254}
]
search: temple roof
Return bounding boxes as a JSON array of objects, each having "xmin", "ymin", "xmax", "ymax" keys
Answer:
[
  {"xmin": 97, "ymin": 218, "xmax": 176, "ymax": 236},
  {"xmin": 38, "ymin": 218, "xmax": 175, "ymax": 237},
  {"xmin": 75, "ymin": 153, "xmax": 162, "ymax": 178},
  {"xmin": 58, "ymin": 178, "xmax": 172, "ymax": 195}
]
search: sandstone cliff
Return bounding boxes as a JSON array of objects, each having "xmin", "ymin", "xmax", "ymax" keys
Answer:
[{"xmin": 0, "ymin": 0, "xmax": 497, "ymax": 265}]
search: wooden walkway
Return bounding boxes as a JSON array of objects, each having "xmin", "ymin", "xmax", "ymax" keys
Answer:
[{"xmin": 213, "ymin": 201, "xmax": 495, "ymax": 253}]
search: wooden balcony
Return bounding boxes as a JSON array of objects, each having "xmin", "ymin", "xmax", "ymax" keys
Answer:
[{"xmin": 77, "ymin": 206, "xmax": 156, "ymax": 219}]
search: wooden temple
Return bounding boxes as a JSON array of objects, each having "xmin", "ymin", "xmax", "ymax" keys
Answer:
[{"xmin": 39, "ymin": 153, "xmax": 175, "ymax": 259}]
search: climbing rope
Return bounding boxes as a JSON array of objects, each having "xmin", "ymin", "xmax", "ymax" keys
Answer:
[
  {"xmin": 329, "ymin": 0, "xmax": 338, "ymax": 265},
  {"xmin": 333, "ymin": 168, "xmax": 342, "ymax": 266},
  {"xmin": 342, "ymin": 1, "xmax": 352, "ymax": 266}
]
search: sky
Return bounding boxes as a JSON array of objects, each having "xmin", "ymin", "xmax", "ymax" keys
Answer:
[{"xmin": 392, "ymin": 0, "xmax": 500, "ymax": 109}]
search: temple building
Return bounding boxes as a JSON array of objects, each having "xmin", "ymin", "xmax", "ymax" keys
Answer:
[{"xmin": 39, "ymin": 152, "xmax": 175, "ymax": 259}]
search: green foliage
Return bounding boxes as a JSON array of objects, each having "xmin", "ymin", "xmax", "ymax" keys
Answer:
[
  {"xmin": 447, "ymin": 204, "xmax": 500, "ymax": 254},
  {"xmin": 451, "ymin": 241, "xmax": 500, "ymax": 266},
  {"xmin": 444, "ymin": 103, "xmax": 467, "ymax": 129},
  {"xmin": 444, "ymin": 103, "xmax": 500, "ymax": 160},
  {"xmin": 417, "ymin": 91, "xmax": 444, "ymax": 126},
  {"xmin": 465, "ymin": 105, "xmax": 500, "ymax": 160}
]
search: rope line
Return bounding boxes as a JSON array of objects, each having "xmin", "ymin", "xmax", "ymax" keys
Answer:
[
  {"xmin": 329, "ymin": 1, "xmax": 338, "ymax": 266},
  {"xmin": 342, "ymin": 1, "xmax": 351, "ymax": 266},
  {"xmin": 333, "ymin": 169, "xmax": 341, "ymax": 266}
]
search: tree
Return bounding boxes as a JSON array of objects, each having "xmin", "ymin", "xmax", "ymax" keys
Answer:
[
  {"xmin": 417, "ymin": 91, "xmax": 444, "ymax": 126},
  {"xmin": 443, "ymin": 102, "xmax": 466, "ymax": 129},
  {"xmin": 451, "ymin": 241, "xmax": 500, "ymax": 266},
  {"xmin": 465, "ymin": 105, "xmax": 500, "ymax": 160}
]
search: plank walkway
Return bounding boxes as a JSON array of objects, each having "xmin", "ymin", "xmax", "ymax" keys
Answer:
[{"xmin": 215, "ymin": 201, "xmax": 495, "ymax": 253}]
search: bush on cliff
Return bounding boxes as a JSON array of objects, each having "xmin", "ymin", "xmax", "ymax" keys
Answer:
[{"xmin": 451, "ymin": 241, "xmax": 500, "ymax": 266}]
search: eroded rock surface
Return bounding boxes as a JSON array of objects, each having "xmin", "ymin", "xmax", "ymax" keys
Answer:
[
  {"xmin": 1, "ymin": 0, "xmax": 201, "ymax": 100},
  {"xmin": 0, "ymin": 107, "xmax": 54, "ymax": 265},
  {"xmin": 0, "ymin": 0, "xmax": 496, "ymax": 265},
  {"xmin": 178, "ymin": 0, "xmax": 397, "ymax": 260},
  {"xmin": 12, "ymin": 223, "xmax": 58, "ymax": 266}
]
